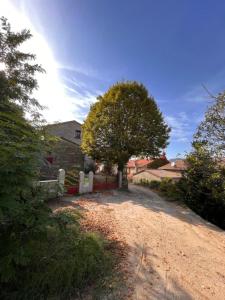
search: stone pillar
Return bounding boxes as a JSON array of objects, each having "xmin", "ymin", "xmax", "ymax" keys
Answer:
[
  {"xmin": 79, "ymin": 171, "xmax": 84, "ymax": 194},
  {"xmin": 88, "ymin": 171, "xmax": 94, "ymax": 193},
  {"xmin": 58, "ymin": 169, "xmax": 65, "ymax": 196}
]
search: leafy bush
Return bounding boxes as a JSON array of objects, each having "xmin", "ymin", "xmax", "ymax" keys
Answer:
[
  {"xmin": 139, "ymin": 178, "xmax": 150, "ymax": 186},
  {"xmin": 182, "ymin": 144, "xmax": 225, "ymax": 229},
  {"xmin": 148, "ymin": 180, "xmax": 161, "ymax": 189},
  {"xmin": 158, "ymin": 178, "xmax": 179, "ymax": 199},
  {"xmin": 1, "ymin": 208, "xmax": 111, "ymax": 300},
  {"xmin": 136, "ymin": 177, "xmax": 181, "ymax": 200}
]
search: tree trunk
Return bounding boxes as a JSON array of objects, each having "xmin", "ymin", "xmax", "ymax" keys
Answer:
[{"xmin": 118, "ymin": 162, "xmax": 128, "ymax": 190}]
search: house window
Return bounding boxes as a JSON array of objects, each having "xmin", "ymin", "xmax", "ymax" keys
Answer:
[{"xmin": 75, "ymin": 130, "xmax": 81, "ymax": 139}]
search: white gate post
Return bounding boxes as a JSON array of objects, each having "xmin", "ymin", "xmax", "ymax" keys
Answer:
[
  {"xmin": 88, "ymin": 171, "xmax": 94, "ymax": 193},
  {"xmin": 79, "ymin": 171, "xmax": 84, "ymax": 194},
  {"xmin": 58, "ymin": 169, "xmax": 65, "ymax": 196}
]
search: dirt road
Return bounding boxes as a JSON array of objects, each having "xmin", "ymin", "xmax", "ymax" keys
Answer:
[{"xmin": 65, "ymin": 185, "xmax": 225, "ymax": 299}]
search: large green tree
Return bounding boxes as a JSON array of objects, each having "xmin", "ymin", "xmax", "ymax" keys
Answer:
[{"xmin": 82, "ymin": 81, "xmax": 170, "ymax": 176}]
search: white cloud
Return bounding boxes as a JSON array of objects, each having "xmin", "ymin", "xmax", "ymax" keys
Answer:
[
  {"xmin": 165, "ymin": 112, "xmax": 192, "ymax": 143},
  {"xmin": 0, "ymin": 0, "xmax": 98, "ymax": 123}
]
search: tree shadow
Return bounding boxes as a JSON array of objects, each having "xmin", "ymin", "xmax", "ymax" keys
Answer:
[{"xmin": 95, "ymin": 184, "xmax": 224, "ymax": 233}]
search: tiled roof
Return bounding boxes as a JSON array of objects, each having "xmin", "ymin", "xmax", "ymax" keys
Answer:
[
  {"xmin": 127, "ymin": 159, "xmax": 153, "ymax": 168},
  {"xmin": 159, "ymin": 160, "xmax": 188, "ymax": 171},
  {"xmin": 136, "ymin": 159, "xmax": 153, "ymax": 167},
  {"xmin": 134, "ymin": 169, "xmax": 182, "ymax": 179}
]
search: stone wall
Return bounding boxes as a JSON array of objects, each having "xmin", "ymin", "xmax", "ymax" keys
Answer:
[
  {"xmin": 41, "ymin": 138, "xmax": 84, "ymax": 179},
  {"xmin": 46, "ymin": 120, "xmax": 82, "ymax": 145}
]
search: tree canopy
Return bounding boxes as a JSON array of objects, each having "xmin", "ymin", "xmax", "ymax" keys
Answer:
[
  {"xmin": 195, "ymin": 92, "xmax": 225, "ymax": 158},
  {"xmin": 182, "ymin": 92, "xmax": 225, "ymax": 229},
  {"xmin": 82, "ymin": 81, "xmax": 170, "ymax": 171}
]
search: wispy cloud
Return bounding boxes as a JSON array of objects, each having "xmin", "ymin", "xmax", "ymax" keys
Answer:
[
  {"xmin": 165, "ymin": 112, "xmax": 194, "ymax": 143},
  {"xmin": 181, "ymin": 69, "xmax": 225, "ymax": 103},
  {"xmin": 0, "ymin": 0, "xmax": 99, "ymax": 123},
  {"xmin": 57, "ymin": 63, "xmax": 104, "ymax": 81}
]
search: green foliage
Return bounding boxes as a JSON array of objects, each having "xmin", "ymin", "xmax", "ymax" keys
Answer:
[
  {"xmin": 82, "ymin": 81, "xmax": 170, "ymax": 172},
  {"xmin": 195, "ymin": 92, "xmax": 225, "ymax": 157},
  {"xmin": 0, "ymin": 17, "xmax": 50, "ymax": 286},
  {"xmin": 182, "ymin": 93, "xmax": 225, "ymax": 229},
  {"xmin": 0, "ymin": 17, "xmax": 44, "ymax": 114},
  {"xmin": 148, "ymin": 180, "xmax": 161, "ymax": 189},
  {"xmin": 1, "ymin": 209, "xmax": 111, "ymax": 300},
  {"xmin": 139, "ymin": 178, "xmax": 150, "ymax": 186},
  {"xmin": 148, "ymin": 157, "xmax": 169, "ymax": 169},
  {"xmin": 137, "ymin": 178, "xmax": 181, "ymax": 200},
  {"xmin": 158, "ymin": 178, "xmax": 180, "ymax": 199},
  {"xmin": 64, "ymin": 167, "xmax": 79, "ymax": 187},
  {"xmin": 182, "ymin": 144, "xmax": 225, "ymax": 229}
]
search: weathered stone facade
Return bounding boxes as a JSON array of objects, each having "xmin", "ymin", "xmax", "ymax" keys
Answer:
[
  {"xmin": 46, "ymin": 120, "xmax": 82, "ymax": 145},
  {"xmin": 40, "ymin": 121, "xmax": 85, "ymax": 179}
]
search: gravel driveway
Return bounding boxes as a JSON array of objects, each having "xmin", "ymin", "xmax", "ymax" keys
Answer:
[{"xmin": 63, "ymin": 184, "xmax": 225, "ymax": 300}]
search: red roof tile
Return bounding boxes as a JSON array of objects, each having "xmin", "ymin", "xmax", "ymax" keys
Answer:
[{"xmin": 127, "ymin": 159, "xmax": 153, "ymax": 169}]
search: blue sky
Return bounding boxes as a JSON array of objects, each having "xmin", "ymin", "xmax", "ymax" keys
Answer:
[{"xmin": 1, "ymin": 0, "xmax": 225, "ymax": 158}]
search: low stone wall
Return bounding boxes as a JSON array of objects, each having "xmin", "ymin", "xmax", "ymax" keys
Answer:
[{"xmin": 38, "ymin": 169, "xmax": 65, "ymax": 199}]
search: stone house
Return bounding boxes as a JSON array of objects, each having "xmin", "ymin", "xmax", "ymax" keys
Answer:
[
  {"xmin": 40, "ymin": 120, "xmax": 85, "ymax": 179},
  {"xmin": 158, "ymin": 159, "xmax": 188, "ymax": 173},
  {"xmin": 132, "ymin": 169, "xmax": 182, "ymax": 184},
  {"xmin": 127, "ymin": 159, "xmax": 153, "ymax": 179},
  {"xmin": 132, "ymin": 159, "xmax": 187, "ymax": 184}
]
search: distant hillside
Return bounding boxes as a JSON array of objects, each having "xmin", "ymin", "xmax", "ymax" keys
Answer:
[{"xmin": 169, "ymin": 158, "xmax": 185, "ymax": 162}]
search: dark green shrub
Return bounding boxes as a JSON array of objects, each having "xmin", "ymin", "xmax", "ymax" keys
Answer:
[
  {"xmin": 139, "ymin": 178, "xmax": 149, "ymax": 186},
  {"xmin": 1, "ymin": 208, "xmax": 111, "ymax": 300},
  {"xmin": 159, "ymin": 178, "xmax": 173, "ymax": 193},
  {"xmin": 158, "ymin": 178, "xmax": 181, "ymax": 200},
  {"xmin": 182, "ymin": 144, "xmax": 225, "ymax": 229},
  {"xmin": 149, "ymin": 180, "xmax": 161, "ymax": 189}
]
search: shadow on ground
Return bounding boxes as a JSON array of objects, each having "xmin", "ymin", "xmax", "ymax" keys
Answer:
[{"xmin": 81, "ymin": 184, "xmax": 223, "ymax": 234}]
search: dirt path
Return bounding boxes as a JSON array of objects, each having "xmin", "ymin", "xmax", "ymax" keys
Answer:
[{"xmin": 64, "ymin": 185, "xmax": 225, "ymax": 300}]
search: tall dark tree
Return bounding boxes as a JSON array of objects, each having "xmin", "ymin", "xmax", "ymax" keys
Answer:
[{"xmin": 82, "ymin": 81, "xmax": 170, "ymax": 185}]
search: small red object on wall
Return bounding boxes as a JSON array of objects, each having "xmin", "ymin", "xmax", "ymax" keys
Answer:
[{"xmin": 46, "ymin": 156, "xmax": 53, "ymax": 164}]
